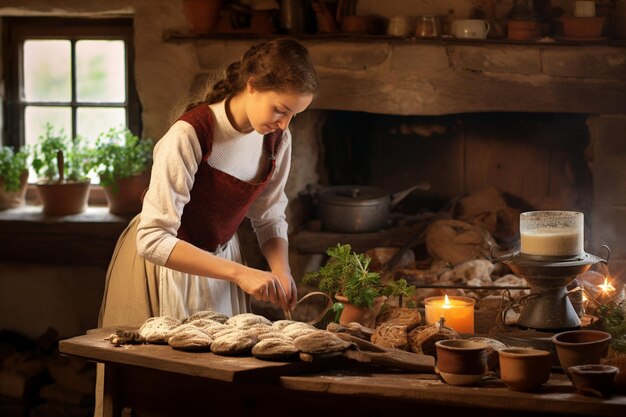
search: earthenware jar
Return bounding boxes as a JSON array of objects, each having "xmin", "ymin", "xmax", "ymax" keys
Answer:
[
  {"xmin": 569, "ymin": 364, "xmax": 619, "ymax": 398},
  {"xmin": 498, "ymin": 347, "xmax": 552, "ymax": 392},
  {"xmin": 435, "ymin": 339, "xmax": 488, "ymax": 386},
  {"xmin": 552, "ymin": 330, "xmax": 611, "ymax": 377}
]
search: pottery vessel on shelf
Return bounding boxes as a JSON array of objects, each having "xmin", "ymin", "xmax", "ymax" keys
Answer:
[
  {"xmin": 435, "ymin": 340, "xmax": 488, "ymax": 386},
  {"xmin": 552, "ymin": 330, "xmax": 611, "ymax": 377},
  {"xmin": 498, "ymin": 347, "xmax": 552, "ymax": 392},
  {"xmin": 561, "ymin": 16, "xmax": 605, "ymax": 38},
  {"xmin": 569, "ymin": 364, "xmax": 619, "ymax": 398}
]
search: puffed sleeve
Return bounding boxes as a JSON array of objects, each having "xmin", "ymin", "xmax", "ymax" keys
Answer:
[
  {"xmin": 136, "ymin": 121, "xmax": 203, "ymax": 266},
  {"xmin": 246, "ymin": 129, "xmax": 291, "ymax": 246}
]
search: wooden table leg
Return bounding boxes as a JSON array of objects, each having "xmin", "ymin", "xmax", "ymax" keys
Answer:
[{"xmin": 103, "ymin": 363, "xmax": 122, "ymax": 417}]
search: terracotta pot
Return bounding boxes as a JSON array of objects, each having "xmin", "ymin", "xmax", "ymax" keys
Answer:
[
  {"xmin": 562, "ymin": 16, "xmax": 605, "ymax": 38},
  {"xmin": 36, "ymin": 180, "xmax": 90, "ymax": 215},
  {"xmin": 435, "ymin": 339, "xmax": 488, "ymax": 386},
  {"xmin": 0, "ymin": 171, "xmax": 28, "ymax": 210},
  {"xmin": 569, "ymin": 364, "xmax": 619, "ymax": 398},
  {"xmin": 103, "ymin": 170, "xmax": 150, "ymax": 215},
  {"xmin": 552, "ymin": 330, "xmax": 611, "ymax": 377},
  {"xmin": 507, "ymin": 20, "xmax": 540, "ymax": 40},
  {"xmin": 182, "ymin": 0, "xmax": 224, "ymax": 34},
  {"xmin": 498, "ymin": 347, "xmax": 552, "ymax": 392},
  {"xmin": 335, "ymin": 294, "xmax": 386, "ymax": 328}
]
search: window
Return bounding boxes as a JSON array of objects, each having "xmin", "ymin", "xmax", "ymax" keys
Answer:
[{"xmin": 3, "ymin": 18, "xmax": 141, "ymax": 182}]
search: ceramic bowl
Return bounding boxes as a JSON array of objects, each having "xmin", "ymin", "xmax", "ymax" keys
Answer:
[
  {"xmin": 435, "ymin": 340, "xmax": 488, "ymax": 386},
  {"xmin": 552, "ymin": 330, "xmax": 611, "ymax": 377},
  {"xmin": 498, "ymin": 347, "xmax": 552, "ymax": 392},
  {"xmin": 569, "ymin": 365, "xmax": 619, "ymax": 398}
]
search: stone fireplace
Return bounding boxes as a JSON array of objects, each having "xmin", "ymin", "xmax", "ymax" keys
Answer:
[{"xmin": 189, "ymin": 39, "xmax": 626, "ymax": 279}]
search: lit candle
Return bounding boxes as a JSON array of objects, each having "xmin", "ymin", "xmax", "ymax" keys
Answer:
[{"xmin": 424, "ymin": 295, "xmax": 476, "ymax": 334}]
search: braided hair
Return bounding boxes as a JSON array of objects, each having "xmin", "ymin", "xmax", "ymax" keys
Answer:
[{"xmin": 183, "ymin": 38, "xmax": 318, "ymax": 115}]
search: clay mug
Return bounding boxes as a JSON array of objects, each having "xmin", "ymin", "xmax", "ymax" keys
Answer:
[
  {"xmin": 498, "ymin": 348, "xmax": 552, "ymax": 392},
  {"xmin": 552, "ymin": 330, "xmax": 611, "ymax": 377},
  {"xmin": 574, "ymin": 1, "xmax": 596, "ymax": 17},
  {"xmin": 435, "ymin": 340, "xmax": 488, "ymax": 386},
  {"xmin": 451, "ymin": 19, "xmax": 491, "ymax": 39},
  {"xmin": 569, "ymin": 364, "xmax": 619, "ymax": 398}
]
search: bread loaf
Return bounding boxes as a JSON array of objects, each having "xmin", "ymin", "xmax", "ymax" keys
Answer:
[
  {"xmin": 211, "ymin": 331, "xmax": 257, "ymax": 355},
  {"xmin": 168, "ymin": 327, "xmax": 213, "ymax": 351},
  {"xmin": 284, "ymin": 327, "xmax": 320, "ymax": 340},
  {"xmin": 376, "ymin": 307, "xmax": 422, "ymax": 330},
  {"xmin": 371, "ymin": 324, "xmax": 409, "ymax": 350},
  {"xmin": 138, "ymin": 316, "xmax": 182, "ymax": 344},
  {"xmin": 293, "ymin": 331, "xmax": 352, "ymax": 354},
  {"xmin": 271, "ymin": 320, "xmax": 299, "ymax": 331},
  {"xmin": 407, "ymin": 324, "xmax": 459, "ymax": 356},
  {"xmin": 252, "ymin": 337, "xmax": 299, "ymax": 360},
  {"xmin": 225, "ymin": 313, "xmax": 272, "ymax": 327},
  {"xmin": 184, "ymin": 311, "xmax": 230, "ymax": 324}
]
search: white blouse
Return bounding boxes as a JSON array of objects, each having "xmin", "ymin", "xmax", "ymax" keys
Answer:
[{"xmin": 136, "ymin": 99, "xmax": 291, "ymax": 266}]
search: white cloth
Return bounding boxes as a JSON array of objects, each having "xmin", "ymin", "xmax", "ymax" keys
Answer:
[{"xmin": 134, "ymin": 100, "xmax": 291, "ymax": 319}]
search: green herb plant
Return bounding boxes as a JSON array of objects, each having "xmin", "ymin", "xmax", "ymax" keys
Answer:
[
  {"xmin": 0, "ymin": 147, "xmax": 29, "ymax": 192},
  {"xmin": 597, "ymin": 301, "xmax": 626, "ymax": 353},
  {"xmin": 32, "ymin": 124, "xmax": 92, "ymax": 183},
  {"xmin": 89, "ymin": 127, "xmax": 154, "ymax": 192},
  {"xmin": 303, "ymin": 243, "xmax": 415, "ymax": 309}
]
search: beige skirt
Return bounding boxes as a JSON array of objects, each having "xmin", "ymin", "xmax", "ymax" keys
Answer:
[{"xmin": 95, "ymin": 214, "xmax": 249, "ymax": 417}]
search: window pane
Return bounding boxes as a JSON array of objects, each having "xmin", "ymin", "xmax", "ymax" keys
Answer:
[
  {"xmin": 23, "ymin": 40, "xmax": 71, "ymax": 102},
  {"xmin": 76, "ymin": 40, "xmax": 126, "ymax": 103},
  {"xmin": 25, "ymin": 106, "xmax": 72, "ymax": 182},
  {"xmin": 77, "ymin": 107, "xmax": 126, "ymax": 147}
]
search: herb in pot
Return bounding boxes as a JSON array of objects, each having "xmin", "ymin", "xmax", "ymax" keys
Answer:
[
  {"xmin": 32, "ymin": 124, "xmax": 92, "ymax": 183},
  {"xmin": 0, "ymin": 147, "xmax": 29, "ymax": 192},
  {"xmin": 89, "ymin": 127, "xmax": 154, "ymax": 193},
  {"xmin": 597, "ymin": 301, "xmax": 626, "ymax": 353}
]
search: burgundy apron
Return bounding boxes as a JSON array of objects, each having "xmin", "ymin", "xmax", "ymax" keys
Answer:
[{"xmin": 177, "ymin": 104, "xmax": 283, "ymax": 252}]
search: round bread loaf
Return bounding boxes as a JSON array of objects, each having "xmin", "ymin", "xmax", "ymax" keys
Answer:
[
  {"xmin": 211, "ymin": 331, "xmax": 257, "ymax": 355},
  {"xmin": 252, "ymin": 337, "xmax": 299, "ymax": 360},
  {"xmin": 284, "ymin": 327, "xmax": 320, "ymax": 340},
  {"xmin": 168, "ymin": 327, "xmax": 213, "ymax": 351},
  {"xmin": 225, "ymin": 313, "xmax": 272, "ymax": 327},
  {"xmin": 184, "ymin": 311, "xmax": 230, "ymax": 324},
  {"xmin": 165, "ymin": 323, "xmax": 210, "ymax": 343},
  {"xmin": 376, "ymin": 307, "xmax": 422, "ymax": 330},
  {"xmin": 371, "ymin": 324, "xmax": 409, "ymax": 350},
  {"xmin": 271, "ymin": 320, "xmax": 299, "ymax": 331},
  {"xmin": 407, "ymin": 324, "xmax": 459, "ymax": 356},
  {"xmin": 138, "ymin": 316, "xmax": 182, "ymax": 344},
  {"xmin": 293, "ymin": 331, "xmax": 353, "ymax": 354},
  {"xmin": 258, "ymin": 331, "xmax": 291, "ymax": 341}
]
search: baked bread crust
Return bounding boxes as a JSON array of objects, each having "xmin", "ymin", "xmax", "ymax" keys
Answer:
[
  {"xmin": 252, "ymin": 337, "xmax": 299, "ymax": 360},
  {"xmin": 371, "ymin": 324, "xmax": 410, "ymax": 350}
]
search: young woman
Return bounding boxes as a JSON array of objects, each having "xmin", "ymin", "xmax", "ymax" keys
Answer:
[{"xmin": 99, "ymin": 38, "xmax": 319, "ymax": 327}]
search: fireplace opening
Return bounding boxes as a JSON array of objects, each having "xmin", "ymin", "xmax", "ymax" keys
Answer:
[{"xmin": 317, "ymin": 111, "xmax": 593, "ymax": 244}]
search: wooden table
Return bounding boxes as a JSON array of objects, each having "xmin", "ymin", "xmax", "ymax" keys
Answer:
[{"xmin": 59, "ymin": 328, "xmax": 625, "ymax": 417}]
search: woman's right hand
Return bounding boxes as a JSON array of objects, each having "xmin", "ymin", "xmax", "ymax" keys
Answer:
[{"xmin": 235, "ymin": 268, "xmax": 288, "ymax": 307}]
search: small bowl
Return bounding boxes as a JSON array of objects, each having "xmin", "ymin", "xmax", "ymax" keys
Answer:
[
  {"xmin": 435, "ymin": 340, "xmax": 488, "ymax": 386},
  {"xmin": 569, "ymin": 365, "xmax": 619, "ymax": 398},
  {"xmin": 552, "ymin": 330, "xmax": 611, "ymax": 377},
  {"xmin": 499, "ymin": 348, "xmax": 552, "ymax": 392}
]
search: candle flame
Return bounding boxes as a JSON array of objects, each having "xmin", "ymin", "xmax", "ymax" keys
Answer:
[
  {"xmin": 599, "ymin": 277, "xmax": 616, "ymax": 294},
  {"xmin": 443, "ymin": 294, "xmax": 451, "ymax": 309}
]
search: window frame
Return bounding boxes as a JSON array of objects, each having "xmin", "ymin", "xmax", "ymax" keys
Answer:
[{"xmin": 2, "ymin": 17, "xmax": 141, "ymax": 150}]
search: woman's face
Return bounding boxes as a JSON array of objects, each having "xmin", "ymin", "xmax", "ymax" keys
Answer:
[{"xmin": 245, "ymin": 84, "xmax": 313, "ymax": 135}]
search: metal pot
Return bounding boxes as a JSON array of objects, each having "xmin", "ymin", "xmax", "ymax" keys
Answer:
[{"xmin": 316, "ymin": 182, "xmax": 430, "ymax": 233}]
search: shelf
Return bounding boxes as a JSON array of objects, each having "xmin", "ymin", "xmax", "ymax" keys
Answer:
[{"xmin": 163, "ymin": 29, "xmax": 626, "ymax": 47}]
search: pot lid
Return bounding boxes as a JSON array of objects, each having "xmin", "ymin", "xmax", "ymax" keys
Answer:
[{"xmin": 318, "ymin": 185, "xmax": 389, "ymax": 206}]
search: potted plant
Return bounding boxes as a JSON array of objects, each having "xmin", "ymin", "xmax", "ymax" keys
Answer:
[
  {"xmin": 0, "ymin": 146, "xmax": 29, "ymax": 210},
  {"xmin": 32, "ymin": 124, "xmax": 93, "ymax": 215},
  {"xmin": 89, "ymin": 127, "xmax": 154, "ymax": 215},
  {"xmin": 303, "ymin": 243, "xmax": 415, "ymax": 327}
]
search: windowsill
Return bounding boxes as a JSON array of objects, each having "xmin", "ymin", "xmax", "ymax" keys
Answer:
[{"xmin": 0, "ymin": 204, "xmax": 132, "ymax": 266}]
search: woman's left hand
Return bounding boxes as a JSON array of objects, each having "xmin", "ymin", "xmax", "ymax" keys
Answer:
[{"xmin": 274, "ymin": 270, "xmax": 298, "ymax": 310}]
